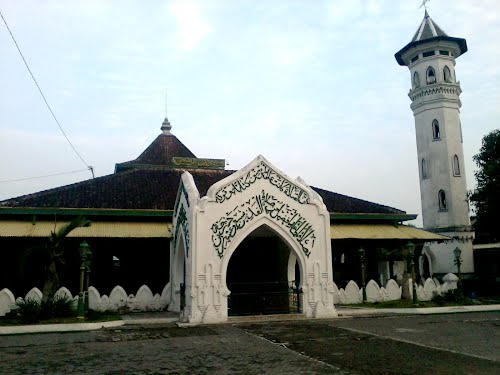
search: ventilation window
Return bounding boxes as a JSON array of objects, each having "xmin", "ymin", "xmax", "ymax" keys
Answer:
[
  {"xmin": 453, "ymin": 155, "xmax": 461, "ymax": 176},
  {"xmin": 432, "ymin": 119, "xmax": 440, "ymax": 140},
  {"xmin": 439, "ymin": 50, "xmax": 450, "ymax": 56},
  {"xmin": 443, "ymin": 66, "xmax": 452, "ymax": 83},
  {"xmin": 411, "ymin": 55, "xmax": 419, "ymax": 63},
  {"xmin": 438, "ymin": 190, "xmax": 448, "ymax": 211},
  {"xmin": 413, "ymin": 71, "xmax": 420, "ymax": 89},
  {"xmin": 426, "ymin": 67, "xmax": 436, "ymax": 84},
  {"xmin": 422, "ymin": 158, "xmax": 428, "ymax": 179},
  {"xmin": 423, "ymin": 51, "xmax": 435, "ymax": 58}
]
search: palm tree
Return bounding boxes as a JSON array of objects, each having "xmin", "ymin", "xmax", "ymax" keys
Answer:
[{"xmin": 41, "ymin": 217, "xmax": 91, "ymax": 303}]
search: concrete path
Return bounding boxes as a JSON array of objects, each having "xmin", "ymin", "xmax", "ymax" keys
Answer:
[
  {"xmin": 1, "ymin": 304, "xmax": 500, "ymax": 334},
  {"xmin": 336, "ymin": 303, "xmax": 500, "ymax": 317},
  {"xmin": 331, "ymin": 311, "xmax": 500, "ymax": 362},
  {"xmin": 238, "ymin": 311, "xmax": 500, "ymax": 374}
]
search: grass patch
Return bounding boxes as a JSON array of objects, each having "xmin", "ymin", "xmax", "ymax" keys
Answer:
[
  {"xmin": 0, "ymin": 310, "xmax": 121, "ymax": 326},
  {"xmin": 338, "ymin": 288, "xmax": 484, "ymax": 309},
  {"xmin": 338, "ymin": 300, "xmax": 435, "ymax": 309},
  {"xmin": 338, "ymin": 298, "xmax": 476, "ymax": 309}
]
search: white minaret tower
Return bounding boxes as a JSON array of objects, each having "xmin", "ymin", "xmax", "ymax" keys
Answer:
[{"xmin": 395, "ymin": 10, "xmax": 474, "ymax": 277}]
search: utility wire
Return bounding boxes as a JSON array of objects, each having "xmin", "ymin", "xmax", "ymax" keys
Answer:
[
  {"xmin": 0, "ymin": 9, "xmax": 94, "ymax": 178},
  {"xmin": 0, "ymin": 169, "xmax": 91, "ymax": 184}
]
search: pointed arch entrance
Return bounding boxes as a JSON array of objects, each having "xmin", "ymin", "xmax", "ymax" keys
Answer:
[
  {"xmin": 169, "ymin": 155, "xmax": 337, "ymax": 323},
  {"xmin": 226, "ymin": 224, "xmax": 301, "ymax": 316}
]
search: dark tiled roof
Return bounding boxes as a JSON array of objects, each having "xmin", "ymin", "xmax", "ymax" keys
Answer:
[
  {"xmin": 0, "ymin": 169, "xmax": 231, "ymax": 210},
  {"xmin": 115, "ymin": 134, "xmax": 196, "ymax": 172},
  {"xmin": 311, "ymin": 187, "xmax": 404, "ymax": 214},
  {"xmin": 0, "ymin": 170, "xmax": 404, "ymax": 215},
  {"xmin": 411, "ymin": 10, "xmax": 447, "ymax": 42}
]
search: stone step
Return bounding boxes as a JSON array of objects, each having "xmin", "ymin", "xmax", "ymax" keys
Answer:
[{"xmin": 228, "ymin": 313, "xmax": 306, "ymax": 323}]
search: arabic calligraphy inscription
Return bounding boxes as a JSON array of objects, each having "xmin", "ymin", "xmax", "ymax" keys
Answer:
[
  {"xmin": 214, "ymin": 161, "xmax": 310, "ymax": 205},
  {"xmin": 211, "ymin": 190, "xmax": 315, "ymax": 259}
]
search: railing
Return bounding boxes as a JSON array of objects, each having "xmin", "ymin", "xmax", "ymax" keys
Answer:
[{"xmin": 227, "ymin": 281, "xmax": 301, "ymax": 316}]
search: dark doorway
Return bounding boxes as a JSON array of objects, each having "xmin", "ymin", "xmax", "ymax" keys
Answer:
[{"xmin": 226, "ymin": 226, "xmax": 299, "ymax": 316}]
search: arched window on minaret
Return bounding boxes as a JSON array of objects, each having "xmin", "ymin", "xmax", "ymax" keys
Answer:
[
  {"xmin": 443, "ymin": 66, "xmax": 452, "ymax": 83},
  {"xmin": 432, "ymin": 119, "xmax": 440, "ymax": 140},
  {"xmin": 426, "ymin": 67, "xmax": 436, "ymax": 84},
  {"xmin": 453, "ymin": 155, "xmax": 461, "ymax": 176},
  {"xmin": 438, "ymin": 190, "xmax": 448, "ymax": 211},
  {"xmin": 422, "ymin": 158, "xmax": 428, "ymax": 179},
  {"xmin": 413, "ymin": 71, "xmax": 420, "ymax": 89}
]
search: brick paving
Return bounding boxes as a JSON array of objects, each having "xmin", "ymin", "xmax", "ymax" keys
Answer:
[
  {"xmin": 0, "ymin": 324, "xmax": 343, "ymax": 375},
  {"xmin": 1, "ymin": 312, "xmax": 499, "ymax": 375}
]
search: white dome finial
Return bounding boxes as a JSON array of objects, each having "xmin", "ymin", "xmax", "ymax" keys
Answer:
[{"xmin": 161, "ymin": 117, "xmax": 172, "ymax": 134}]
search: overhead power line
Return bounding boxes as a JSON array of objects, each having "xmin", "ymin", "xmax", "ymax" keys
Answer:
[
  {"xmin": 0, "ymin": 169, "xmax": 91, "ymax": 184},
  {"xmin": 0, "ymin": 9, "xmax": 94, "ymax": 178}
]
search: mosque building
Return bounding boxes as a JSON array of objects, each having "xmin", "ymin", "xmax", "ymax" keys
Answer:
[{"xmin": 0, "ymin": 10, "xmax": 471, "ymax": 322}]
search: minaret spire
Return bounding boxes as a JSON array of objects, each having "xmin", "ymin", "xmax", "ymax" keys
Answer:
[{"xmin": 161, "ymin": 89, "xmax": 172, "ymax": 134}]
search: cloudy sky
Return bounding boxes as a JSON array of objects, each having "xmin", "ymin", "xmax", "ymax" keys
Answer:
[{"xmin": 0, "ymin": 0, "xmax": 499, "ymax": 227}]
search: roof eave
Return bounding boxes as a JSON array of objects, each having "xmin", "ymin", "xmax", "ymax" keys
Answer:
[
  {"xmin": 0, "ymin": 207, "xmax": 415, "ymax": 221},
  {"xmin": 0, "ymin": 207, "xmax": 173, "ymax": 218},
  {"xmin": 330, "ymin": 213, "xmax": 417, "ymax": 222},
  {"xmin": 395, "ymin": 36, "xmax": 468, "ymax": 66}
]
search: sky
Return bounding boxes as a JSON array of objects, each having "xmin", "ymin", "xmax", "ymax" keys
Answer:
[{"xmin": 0, "ymin": 0, "xmax": 499, "ymax": 227}]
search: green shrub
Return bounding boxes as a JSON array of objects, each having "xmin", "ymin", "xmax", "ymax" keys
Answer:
[
  {"xmin": 41, "ymin": 295, "xmax": 76, "ymax": 319},
  {"xmin": 86, "ymin": 309, "xmax": 121, "ymax": 322},
  {"xmin": 14, "ymin": 298, "xmax": 42, "ymax": 324},
  {"xmin": 432, "ymin": 288, "xmax": 467, "ymax": 305},
  {"xmin": 13, "ymin": 295, "xmax": 76, "ymax": 324}
]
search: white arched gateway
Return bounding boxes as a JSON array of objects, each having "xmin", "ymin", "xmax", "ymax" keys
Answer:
[{"xmin": 169, "ymin": 155, "xmax": 337, "ymax": 323}]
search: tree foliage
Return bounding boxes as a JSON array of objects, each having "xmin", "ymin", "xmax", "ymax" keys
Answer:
[
  {"xmin": 470, "ymin": 129, "xmax": 500, "ymax": 242},
  {"xmin": 41, "ymin": 217, "xmax": 91, "ymax": 302}
]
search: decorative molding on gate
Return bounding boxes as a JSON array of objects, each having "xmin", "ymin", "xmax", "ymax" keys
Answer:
[
  {"xmin": 173, "ymin": 174, "xmax": 200, "ymax": 257},
  {"xmin": 173, "ymin": 204, "xmax": 190, "ymax": 256}
]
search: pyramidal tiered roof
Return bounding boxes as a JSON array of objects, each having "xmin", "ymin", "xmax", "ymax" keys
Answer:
[
  {"xmin": 395, "ymin": 11, "xmax": 467, "ymax": 65},
  {"xmin": 0, "ymin": 117, "xmax": 407, "ymax": 216},
  {"xmin": 115, "ymin": 117, "xmax": 197, "ymax": 173},
  {"xmin": 411, "ymin": 10, "xmax": 447, "ymax": 42}
]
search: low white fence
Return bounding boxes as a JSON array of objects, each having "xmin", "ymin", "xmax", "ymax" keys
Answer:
[
  {"xmin": 416, "ymin": 273, "xmax": 459, "ymax": 301},
  {"xmin": 332, "ymin": 273, "xmax": 459, "ymax": 304},
  {"xmin": 0, "ymin": 273, "xmax": 459, "ymax": 317},
  {"xmin": 0, "ymin": 283, "xmax": 171, "ymax": 317}
]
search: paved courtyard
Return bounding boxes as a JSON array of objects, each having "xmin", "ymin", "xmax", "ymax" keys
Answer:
[{"xmin": 0, "ymin": 312, "xmax": 499, "ymax": 374}]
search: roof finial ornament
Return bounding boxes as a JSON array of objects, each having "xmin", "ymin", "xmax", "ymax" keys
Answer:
[
  {"xmin": 420, "ymin": 0, "xmax": 430, "ymax": 14},
  {"xmin": 161, "ymin": 89, "xmax": 172, "ymax": 134}
]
